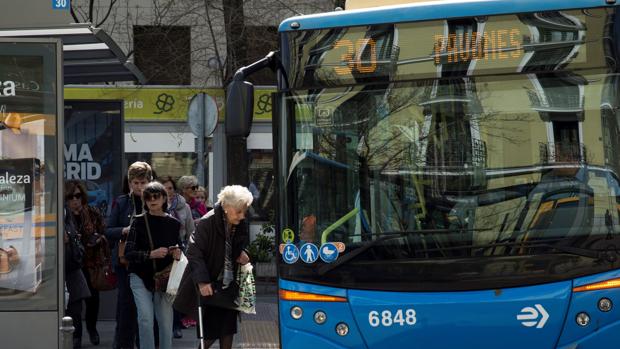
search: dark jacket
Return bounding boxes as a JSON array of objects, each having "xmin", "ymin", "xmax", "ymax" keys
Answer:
[
  {"xmin": 64, "ymin": 209, "xmax": 91, "ymax": 304},
  {"xmin": 173, "ymin": 204, "xmax": 249, "ymax": 317},
  {"xmin": 105, "ymin": 194, "xmax": 142, "ymax": 268},
  {"xmin": 125, "ymin": 213, "xmax": 181, "ymax": 291}
]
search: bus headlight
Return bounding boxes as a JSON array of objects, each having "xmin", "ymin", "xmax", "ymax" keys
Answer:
[
  {"xmin": 314, "ymin": 311, "xmax": 327, "ymax": 324},
  {"xmin": 576, "ymin": 312, "xmax": 590, "ymax": 327},
  {"xmin": 598, "ymin": 298, "xmax": 613, "ymax": 312},
  {"xmin": 290, "ymin": 306, "xmax": 303, "ymax": 320},
  {"xmin": 336, "ymin": 322, "xmax": 349, "ymax": 336}
]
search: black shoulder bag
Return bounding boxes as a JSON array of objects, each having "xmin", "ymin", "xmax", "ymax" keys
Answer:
[{"xmin": 144, "ymin": 213, "xmax": 173, "ymax": 292}]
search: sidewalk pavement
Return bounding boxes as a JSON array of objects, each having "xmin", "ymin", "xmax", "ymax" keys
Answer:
[{"xmin": 83, "ymin": 293, "xmax": 279, "ymax": 349}]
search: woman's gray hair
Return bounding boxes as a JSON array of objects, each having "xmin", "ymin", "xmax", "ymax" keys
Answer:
[
  {"xmin": 177, "ymin": 175, "xmax": 198, "ymax": 190},
  {"xmin": 217, "ymin": 185, "xmax": 253, "ymax": 210}
]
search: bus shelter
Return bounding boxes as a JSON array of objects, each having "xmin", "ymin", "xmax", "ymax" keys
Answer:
[{"xmin": 0, "ymin": 25, "xmax": 143, "ymax": 348}]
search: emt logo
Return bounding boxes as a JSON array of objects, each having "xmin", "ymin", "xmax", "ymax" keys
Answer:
[{"xmin": 517, "ymin": 304, "xmax": 549, "ymax": 329}]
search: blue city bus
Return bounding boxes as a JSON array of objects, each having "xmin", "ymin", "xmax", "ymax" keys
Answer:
[{"xmin": 227, "ymin": 0, "xmax": 620, "ymax": 347}]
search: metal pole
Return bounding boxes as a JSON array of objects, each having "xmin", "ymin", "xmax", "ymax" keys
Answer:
[
  {"xmin": 60, "ymin": 316, "xmax": 74, "ymax": 349},
  {"xmin": 197, "ymin": 93, "xmax": 206, "ymax": 187}
]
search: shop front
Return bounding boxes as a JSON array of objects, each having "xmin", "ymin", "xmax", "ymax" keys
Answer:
[{"xmin": 64, "ymin": 86, "xmax": 276, "ymax": 225}]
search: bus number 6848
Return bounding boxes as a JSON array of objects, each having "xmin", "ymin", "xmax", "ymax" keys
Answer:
[{"xmin": 368, "ymin": 309, "xmax": 417, "ymax": 327}]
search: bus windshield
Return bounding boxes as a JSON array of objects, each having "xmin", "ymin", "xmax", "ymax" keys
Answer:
[{"xmin": 277, "ymin": 6, "xmax": 620, "ymax": 291}]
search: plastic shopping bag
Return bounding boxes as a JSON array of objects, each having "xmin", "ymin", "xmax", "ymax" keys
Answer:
[
  {"xmin": 234, "ymin": 263, "xmax": 256, "ymax": 314},
  {"xmin": 166, "ymin": 252, "xmax": 188, "ymax": 296}
]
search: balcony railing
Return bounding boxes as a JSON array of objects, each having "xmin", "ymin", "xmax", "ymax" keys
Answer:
[
  {"xmin": 539, "ymin": 142, "xmax": 587, "ymax": 164},
  {"xmin": 427, "ymin": 139, "xmax": 487, "ymax": 168},
  {"xmin": 526, "ymin": 90, "xmax": 583, "ymax": 112}
]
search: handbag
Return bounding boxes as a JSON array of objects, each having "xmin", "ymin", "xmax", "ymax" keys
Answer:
[
  {"xmin": 90, "ymin": 262, "xmax": 118, "ymax": 291},
  {"xmin": 153, "ymin": 264, "xmax": 172, "ymax": 292},
  {"xmin": 118, "ymin": 238, "xmax": 129, "ymax": 267},
  {"xmin": 144, "ymin": 213, "xmax": 173, "ymax": 292},
  {"xmin": 88, "ymin": 235, "xmax": 118, "ymax": 291},
  {"xmin": 66, "ymin": 231, "xmax": 85, "ymax": 273},
  {"xmin": 234, "ymin": 263, "xmax": 256, "ymax": 314},
  {"xmin": 200, "ymin": 280, "xmax": 240, "ymax": 310}
]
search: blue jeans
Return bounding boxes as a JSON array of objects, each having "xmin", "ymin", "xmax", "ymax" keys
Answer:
[{"xmin": 129, "ymin": 274, "xmax": 173, "ymax": 349}]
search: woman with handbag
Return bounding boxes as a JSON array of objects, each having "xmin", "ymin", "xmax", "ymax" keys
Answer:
[
  {"xmin": 185, "ymin": 185, "xmax": 253, "ymax": 349},
  {"xmin": 65, "ymin": 180, "xmax": 106, "ymax": 348},
  {"xmin": 125, "ymin": 181, "xmax": 182, "ymax": 349}
]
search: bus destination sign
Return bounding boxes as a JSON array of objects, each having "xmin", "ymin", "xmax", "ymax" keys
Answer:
[{"xmin": 433, "ymin": 29, "xmax": 523, "ymax": 65}]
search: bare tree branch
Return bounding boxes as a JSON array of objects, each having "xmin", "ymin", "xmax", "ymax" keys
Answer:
[
  {"xmin": 204, "ymin": 0, "xmax": 226, "ymax": 84},
  {"xmin": 70, "ymin": 4, "xmax": 80, "ymax": 23},
  {"xmin": 88, "ymin": 0, "xmax": 94, "ymax": 23},
  {"xmin": 96, "ymin": 0, "xmax": 119, "ymax": 27}
]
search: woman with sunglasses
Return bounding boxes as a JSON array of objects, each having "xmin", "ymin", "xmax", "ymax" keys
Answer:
[
  {"xmin": 65, "ymin": 180, "xmax": 106, "ymax": 348},
  {"xmin": 125, "ymin": 182, "xmax": 182, "ymax": 349},
  {"xmin": 178, "ymin": 175, "xmax": 207, "ymax": 221},
  {"xmin": 159, "ymin": 176, "xmax": 194, "ymax": 338}
]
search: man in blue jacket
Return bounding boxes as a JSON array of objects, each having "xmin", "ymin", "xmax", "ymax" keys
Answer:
[{"xmin": 106, "ymin": 161, "xmax": 151, "ymax": 349}]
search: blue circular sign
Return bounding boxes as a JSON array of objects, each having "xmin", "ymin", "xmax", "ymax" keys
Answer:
[
  {"xmin": 300, "ymin": 243, "xmax": 319, "ymax": 264},
  {"xmin": 319, "ymin": 243, "xmax": 339, "ymax": 263},
  {"xmin": 282, "ymin": 244, "xmax": 299, "ymax": 264}
]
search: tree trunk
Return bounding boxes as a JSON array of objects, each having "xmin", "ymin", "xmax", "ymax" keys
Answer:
[
  {"xmin": 223, "ymin": 0, "xmax": 248, "ymax": 85},
  {"xmin": 223, "ymin": 0, "xmax": 250, "ymax": 186}
]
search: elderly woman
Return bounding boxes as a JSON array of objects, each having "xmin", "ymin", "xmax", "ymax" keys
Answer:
[
  {"xmin": 178, "ymin": 175, "xmax": 207, "ymax": 220},
  {"xmin": 125, "ymin": 182, "xmax": 182, "ymax": 349},
  {"xmin": 179, "ymin": 185, "xmax": 252, "ymax": 349}
]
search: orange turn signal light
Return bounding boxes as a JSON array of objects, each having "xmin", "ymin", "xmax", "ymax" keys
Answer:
[
  {"xmin": 573, "ymin": 278, "xmax": 620, "ymax": 292},
  {"xmin": 279, "ymin": 289, "xmax": 347, "ymax": 302}
]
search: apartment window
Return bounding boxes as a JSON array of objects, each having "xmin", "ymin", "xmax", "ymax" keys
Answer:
[{"xmin": 134, "ymin": 26, "xmax": 191, "ymax": 85}]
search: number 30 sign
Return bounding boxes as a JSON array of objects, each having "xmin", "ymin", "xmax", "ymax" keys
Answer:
[{"xmin": 53, "ymin": 0, "xmax": 70, "ymax": 10}]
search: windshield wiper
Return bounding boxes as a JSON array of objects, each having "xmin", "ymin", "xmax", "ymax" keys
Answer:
[
  {"xmin": 317, "ymin": 228, "xmax": 480, "ymax": 275},
  {"xmin": 539, "ymin": 244, "xmax": 617, "ymax": 262},
  {"xmin": 317, "ymin": 234, "xmax": 616, "ymax": 276}
]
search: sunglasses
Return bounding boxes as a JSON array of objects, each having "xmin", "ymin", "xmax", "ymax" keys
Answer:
[
  {"xmin": 190, "ymin": 185, "xmax": 199, "ymax": 190},
  {"xmin": 144, "ymin": 193, "xmax": 163, "ymax": 201},
  {"xmin": 66, "ymin": 193, "xmax": 82, "ymax": 200}
]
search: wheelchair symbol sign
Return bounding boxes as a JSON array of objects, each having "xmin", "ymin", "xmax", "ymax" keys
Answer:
[{"xmin": 282, "ymin": 244, "xmax": 299, "ymax": 264}]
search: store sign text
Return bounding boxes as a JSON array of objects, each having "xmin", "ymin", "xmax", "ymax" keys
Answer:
[
  {"xmin": 0, "ymin": 172, "xmax": 31, "ymax": 184},
  {"xmin": 64, "ymin": 144, "xmax": 102, "ymax": 180},
  {"xmin": 0, "ymin": 80, "xmax": 16, "ymax": 97}
]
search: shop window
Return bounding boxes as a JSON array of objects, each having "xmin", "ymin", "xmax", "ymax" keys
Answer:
[
  {"xmin": 133, "ymin": 25, "xmax": 191, "ymax": 85},
  {"xmin": 125, "ymin": 152, "xmax": 199, "ymax": 187},
  {"xmin": 248, "ymin": 150, "xmax": 275, "ymax": 222}
]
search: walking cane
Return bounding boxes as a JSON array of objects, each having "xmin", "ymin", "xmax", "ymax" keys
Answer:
[{"xmin": 197, "ymin": 287, "xmax": 205, "ymax": 349}]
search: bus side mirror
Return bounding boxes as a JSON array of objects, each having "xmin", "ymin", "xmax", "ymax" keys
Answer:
[{"xmin": 225, "ymin": 80, "xmax": 254, "ymax": 137}]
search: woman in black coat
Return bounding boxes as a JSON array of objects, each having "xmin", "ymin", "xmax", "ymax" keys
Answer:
[{"xmin": 177, "ymin": 185, "xmax": 252, "ymax": 349}]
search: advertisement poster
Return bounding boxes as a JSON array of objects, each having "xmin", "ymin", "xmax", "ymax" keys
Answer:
[
  {"xmin": 64, "ymin": 101, "xmax": 124, "ymax": 216},
  {"xmin": 0, "ymin": 158, "xmax": 42, "ymax": 293}
]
